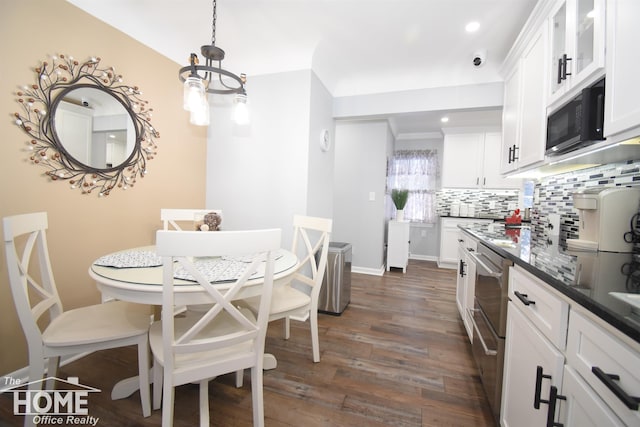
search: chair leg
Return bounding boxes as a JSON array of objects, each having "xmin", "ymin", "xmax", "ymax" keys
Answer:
[
  {"xmin": 310, "ymin": 310, "xmax": 320, "ymax": 363},
  {"xmin": 161, "ymin": 374, "xmax": 174, "ymax": 427},
  {"xmin": 137, "ymin": 339, "xmax": 151, "ymax": 417},
  {"xmin": 25, "ymin": 358, "xmax": 44, "ymax": 427},
  {"xmin": 152, "ymin": 359, "xmax": 163, "ymax": 410},
  {"xmin": 199, "ymin": 380, "xmax": 210, "ymax": 427},
  {"xmin": 235, "ymin": 369, "xmax": 244, "ymax": 387},
  {"xmin": 284, "ymin": 316, "xmax": 291, "ymax": 340},
  {"xmin": 46, "ymin": 356, "xmax": 60, "ymax": 389},
  {"xmin": 250, "ymin": 366, "xmax": 265, "ymax": 427}
]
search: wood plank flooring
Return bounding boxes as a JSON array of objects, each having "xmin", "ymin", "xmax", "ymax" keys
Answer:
[{"xmin": 0, "ymin": 260, "xmax": 495, "ymax": 426}]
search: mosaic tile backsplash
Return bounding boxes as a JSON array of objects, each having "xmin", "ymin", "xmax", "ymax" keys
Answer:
[
  {"xmin": 533, "ymin": 159, "xmax": 640, "ymax": 245},
  {"xmin": 436, "ymin": 189, "xmax": 519, "ymax": 217}
]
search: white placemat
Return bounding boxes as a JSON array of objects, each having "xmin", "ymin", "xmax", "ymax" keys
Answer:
[{"xmin": 94, "ymin": 250, "xmax": 162, "ymax": 268}]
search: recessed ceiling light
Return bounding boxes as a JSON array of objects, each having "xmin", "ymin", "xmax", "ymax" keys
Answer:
[
  {"xmin": 465, "ymin": 21, "xmax": 480, "ymax": 33},
  {"xmin": 441, "ymin": 117, "xmax": 449, "ymax": 123}
]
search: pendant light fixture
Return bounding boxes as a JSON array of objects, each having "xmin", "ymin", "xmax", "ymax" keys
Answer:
[{"xmin": 178, "ymin": 0, "xmax": 248, "ymax": 126}]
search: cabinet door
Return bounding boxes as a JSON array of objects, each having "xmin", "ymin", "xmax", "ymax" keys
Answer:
[
  {"xmin": 439, "ymin": 224, "xmax": 460, "ymax": 267},
  {"xmin": 518, "ymin": 23, "xmax": 547, "ymax": 169},
  {"xmin": 482, "ymin": 133, "xmax": 520, "ymax": 189},
  {"xmin": 501, "ymin": 65, "xmax": 521, "ymax": 174},
  {"xmin": 549, "ymin": 0, "xmax": 568, "ymax": 101},
  {"xmin": 501, "ymin": 302, "xmax": 565, "ymax": 427},
  {"xmin": 442, "ymin": 133, "xmax": 483, "ymax": 188},
  {"xmin": 571, "ymin": 0, "xmax": 605, "ymax": 86},
  {"xmin": 456, "ymin": 240, "xmax": 467, "ymax": 319},
  {"xmin": 557, "ymin": 366, "xmax": 625, "ymax": 427},
  {"xmin": 604, "ymin": 0, "xmax": 640, "ymax": 138}
]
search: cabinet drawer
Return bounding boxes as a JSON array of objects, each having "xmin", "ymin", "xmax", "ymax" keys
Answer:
[
  {"xmin": 509, "ymin": 267, "xmax": 569, "ymax": 350},
  {"xmin": 567, "ymin": 311, "xmax": 640, "ymax": 427}
]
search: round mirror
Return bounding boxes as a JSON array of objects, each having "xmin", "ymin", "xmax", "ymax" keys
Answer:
[
  {"xmin": 52, "ymin": 87, "xmax": 136, "ymax": 170},
  {"xmin": 13, "ymin": 54, "xmax": 159, "ymax": 197}
]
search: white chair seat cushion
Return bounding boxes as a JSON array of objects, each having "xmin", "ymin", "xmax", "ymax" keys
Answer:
[
  {"xmin": 243, "ymin": 284, "xmax": 311, "ymax": 319},
  {"xmin": 149, "ymin": 308, "xmax": 257, "ymax": 374},
  {"xmin": 42, "ymin": 301, "xmax": 151, "ymax": 347}
]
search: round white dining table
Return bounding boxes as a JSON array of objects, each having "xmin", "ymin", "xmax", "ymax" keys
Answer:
[{"xmin": 88, "ymin": 245, "xmax": 299, "ymax": 400}]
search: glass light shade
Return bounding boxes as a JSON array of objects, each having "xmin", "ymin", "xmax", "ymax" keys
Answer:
[
  {"xmin": 189, "ymin": 96, "xmax": 210, "ymax": 126},
  {"xmin": 233, "ymin": 94, "xmax": 250, "ymax": 125},
  {"xmin": 183, "ymin": 76, "xmax": 206, "ymax": 112}
]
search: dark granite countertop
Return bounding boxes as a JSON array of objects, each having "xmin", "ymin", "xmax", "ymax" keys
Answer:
[{"xmin": 460, "ymin": 222, "xmax": 640, "ymax": 344}]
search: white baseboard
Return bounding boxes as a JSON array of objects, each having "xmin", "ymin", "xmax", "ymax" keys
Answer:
[
  {"xmin": 351, "ymin": 265, "xmax": 385, "ymax": 276},
  {"xmin": 409, "ymin": 254, "xmax": 438, "ymax": 262}
]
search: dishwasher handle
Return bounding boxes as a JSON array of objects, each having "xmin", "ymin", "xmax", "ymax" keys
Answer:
[
  {"xmin": 469, "ymin": 252, "xmax": 502, "ymax": 278},
  {"xmin": 467, "ymin": 307, "xmax": 497, "ymax": 356}
]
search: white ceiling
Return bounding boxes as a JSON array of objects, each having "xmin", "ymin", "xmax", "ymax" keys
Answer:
[{"xmin": 66, "ymin": 0, "xmax": 538, "ymax": 136}]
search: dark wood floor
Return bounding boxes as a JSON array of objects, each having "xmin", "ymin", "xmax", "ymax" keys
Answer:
[{"xmin": 0, "ymin": 260, "xmax": 495, "ymax": 426}]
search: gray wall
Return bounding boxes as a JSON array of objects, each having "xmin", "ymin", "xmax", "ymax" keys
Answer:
[{"xmin": 333, "ymin": 120, "xmax": 392, "ymax": 273}]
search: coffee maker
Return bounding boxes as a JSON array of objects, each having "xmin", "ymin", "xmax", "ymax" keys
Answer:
[{"xmin": 568, "ymin": 187, "xmax": 640, "ymax": 253}]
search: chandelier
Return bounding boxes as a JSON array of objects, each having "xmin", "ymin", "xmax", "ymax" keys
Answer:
[{"xmin": 178, "ymin": 0, "xmax": 248, "ymax": 126}]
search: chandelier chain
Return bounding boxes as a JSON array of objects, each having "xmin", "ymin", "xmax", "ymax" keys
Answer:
[{"xmin": 211, "ymin": 0, "xmax": 217, "ymax": 46}]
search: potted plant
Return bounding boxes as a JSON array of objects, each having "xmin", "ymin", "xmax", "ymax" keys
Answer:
[{"xmin": 391, "ymin": 189, "xmax": 409, "ymax": 221}]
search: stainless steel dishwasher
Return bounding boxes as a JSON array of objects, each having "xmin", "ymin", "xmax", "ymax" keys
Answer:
[{"xmin": 317, "ymin": 242, "xmax": 352, "ymax": 315}]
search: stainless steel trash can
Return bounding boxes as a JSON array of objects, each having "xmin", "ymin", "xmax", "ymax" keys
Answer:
[{"xmin": 317, "ymin": 242, "xmax": 352, "ymax": 315}]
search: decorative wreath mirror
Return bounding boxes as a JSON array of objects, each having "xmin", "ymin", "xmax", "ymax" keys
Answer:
[{"xmin": 13, "ymin": 54, "xmax": 159, "ymax": 197}]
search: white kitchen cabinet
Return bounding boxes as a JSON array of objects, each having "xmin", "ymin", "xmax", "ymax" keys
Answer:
[
  {"xmin": 500, "ymin": 23, "xmax": 548, "ymax": 174},
  {"xmin": 456, "ymin": 231, "xmax": 477, "ymax": 343},
  {"xmin": 438, "ymin": 218, "xmax": 492, "ymax": 269},
  {"xmin": 501, "ymin": 299, "xmax": 565, "ymax": 427},
  {"xmin": 557, "ymin": 366, "xmax": 626, "ymax": 426},
  {"xmin": 604, "ymin": 0, "xmax": 640, "ymax": 140},
  {"xmin": 443, "ymin": 132, "xmax": 519, "ymax": 189},
  {"xmin": 547, "ymin": 0, "xmax": 606, "ymax": 107},
  {"xmin": 386, "ymin": 220, "xmax": 410, "ymax": 272},
  {"xmin": 566, "ymin": 310, "xmax": 640, "ymax": 426}
]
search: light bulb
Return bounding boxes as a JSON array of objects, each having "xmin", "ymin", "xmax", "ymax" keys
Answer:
[
  {"xmin": 233, "ymin": 93, "xmax": 250, "ymax": 125},
  {"xmin": 183, "ymin": 76, "xmax": 206, "ymax": 112},
  {"xmin": 190, "ymin": 97, "xmax": 210, "ymax": 126}
]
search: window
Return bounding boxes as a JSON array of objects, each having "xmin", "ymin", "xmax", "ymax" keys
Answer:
[{"xmin": 386, "ymin": 150, "xmax": 439, "ymax": 223}]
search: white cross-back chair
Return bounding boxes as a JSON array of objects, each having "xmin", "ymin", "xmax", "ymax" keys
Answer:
[
  {"xmin": 2, "ymin": 212, "xmax": 151, "ymax": 427},
  {"xmin": 240, "ymin": 215, "xmax": 332, "ymax": 363},
  {"xmin": 160, "ymin": 208, "xmax": 222, "ymax": 232},
  {"xmin": 150, "ymin": 228, "xmax": 281, "ymax": 427}
]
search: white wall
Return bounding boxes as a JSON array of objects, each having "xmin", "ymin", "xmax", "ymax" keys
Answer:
[
  {"xmin": 333, "ymin": 120, "xmax": 392, "ymax": 273},
  {"xmin": 206, "ymin": 70, "xmax": 314, "ymax": 246}
]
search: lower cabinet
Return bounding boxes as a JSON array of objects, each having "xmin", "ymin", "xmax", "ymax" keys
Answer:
[
  {"xmin": 456, "ymin": 231, "xmax": 477, "ymax": 343},
  {"xmin": 501, "ymin": 266, "xmax": 638, "ymax": 426},
  {"xmin": 501, "ymin": 299, "xmax": 565, "ymax": 427},
  {"xmin": 386, "ymin": 220, "xmax": 410, "ymax": 272}
]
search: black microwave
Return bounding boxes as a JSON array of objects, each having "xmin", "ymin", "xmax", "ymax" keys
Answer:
[{"xmin": 546, "ymin": 78, "xmax": 605, "ymax": 156}]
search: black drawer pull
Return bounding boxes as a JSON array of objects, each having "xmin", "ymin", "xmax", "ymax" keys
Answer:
[
  {"xmin": 545, "ymin": 385, "xmax": 566, "ymax": 427},
  {"xmin": 514, "ymin": 291, "xmax": 535, "ymax": 306},
  {"xmin": 534, "ymin": 365, "xmax": 553, "ymax": 409},
  {"xmin": 592, "ymin": 366, "xmax": 640, "ymax": 410}
]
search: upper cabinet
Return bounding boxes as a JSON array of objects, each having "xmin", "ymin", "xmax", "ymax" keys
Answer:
[
  {"xmin": 500, "ymin": 23, "xmax": 548, "ymax": 174},
  {"xmin": 444, "ymin": 132, "xmax": 520, "ymax": 189},
  {"xmin": 603, "ymin": 0, "xmax": 640, "ymax": 140},
  {"xmin": 547, "ymin": 0, "xmax": 606, "ymax": 107}
]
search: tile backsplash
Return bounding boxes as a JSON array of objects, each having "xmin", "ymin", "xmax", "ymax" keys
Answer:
[
  {"xmin": 533, "ymin": 159, "xmax": 640, "ymax": 244},
  {"xmin": 437, "ymin": 188, "xmax": 519, "ymax": 217}
]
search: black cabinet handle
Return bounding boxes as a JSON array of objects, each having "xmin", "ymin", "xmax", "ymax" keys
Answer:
[
  {"xmin": 508, "ymin": 146, "xmax": 513, "ymax": 163},
  {"xmin": 514, "ymin": 290, "xmax": 535, "ymax": 306},
  {"xmin": 534, "ymin": 365, "xmax": 553, "ymax": 409},
  {"xmin": 562, "ymin": 54, "xmax": 572, "ymax": 79},
  {"xmin": 459, "ymin": 260, "xmax": 466, "ymax": 277},
  {"xmin": 545, "ymin": 386, "xmax": 566, "ymax": 427},
  {"xmin": 557, "ymin": 57, "xmax": 563, "ymax": 84},
  {"xmin": 592, "ymin": 366, "xmax": 640, "ymax": 410}
]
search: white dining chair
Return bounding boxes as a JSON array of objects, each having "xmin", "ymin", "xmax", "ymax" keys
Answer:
[
  {"xmin": 150, "ymin": 228, "xmax": 281, "ymax": 427},
  {"xmin": 2, "ymin": 212, "xmax": 151, "ymax": 427},
  {"xmin": 160, "ymin": 208, "xmax": 222, "ymax": 232},
  {"xmin": 240, "ymin": 215, "xmax": 332, "ymax": 363}
]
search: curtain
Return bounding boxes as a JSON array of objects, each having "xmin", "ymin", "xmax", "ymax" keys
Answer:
[{"xmin": 386, "ymin": 150, "xmax": 439, "ymax": 223}]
